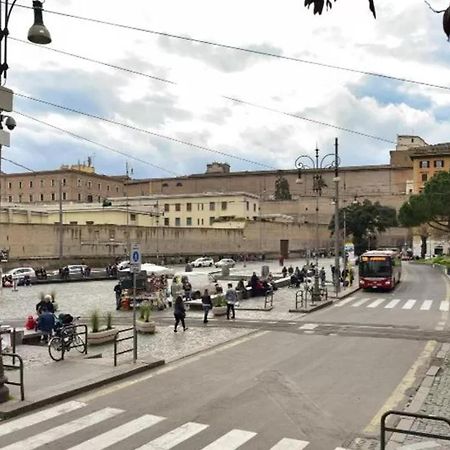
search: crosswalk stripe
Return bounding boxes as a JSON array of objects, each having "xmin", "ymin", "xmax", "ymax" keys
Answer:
[
  {"xmin": 136, "ymin": 422, "xmax": 208, "ymax": 449},
  {"xmin": 385, "ymin": 299, "xmax": 401, "ymax": 309},
  {"xmin": 335, "ymin": 297, "xmax": 355, "ymax": 307},
  {"xmin": 67, "ymin": 414, "xmax": 165, "ymax": 450},
  {"xmin": 367, "ymin": 298, "xmax": 385, "ymax": 308},
  {"xmin": 352, "ymin": 298, "xmax": 370, "ymax": 307},
  {"xmin": 440, "ymin": 301, "xmax": 450, "ymax": 312},
  {"xmin": 0, "ymin": 401, "xmax": 85, "ymax": 438},
  {"xmin": 299, "ymin": 323, "xmax": 318, "ymax": 330},
  {"xmin": 420, "ymin": 300, "xmax": 433, "ymax": 311},
  {"xmin": 0, "ymin": 408, "xmax": 123, "ymax": 450},
  {"xmin": 202, "ymin": 429, "xmax": 257, "ymax": 449},
  {"xmin": 403, "ymin": 300, "xmax": 416, "ymax": 310},
  {"xmin": 270, "ymin": 437, "xmax": 310, "ymax": 449}
]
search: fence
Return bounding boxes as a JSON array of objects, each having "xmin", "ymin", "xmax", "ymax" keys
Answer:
[
  {"xmin": 1, "ymin": 352, "xmax": 24, "ymax": 401},
  {"xmin": 61, "ymin": 324, "xmax": 88, "ymax": 361},
  {"xmin": 113, "ymin": 327, "xmax": 135, "ymax": 367}
]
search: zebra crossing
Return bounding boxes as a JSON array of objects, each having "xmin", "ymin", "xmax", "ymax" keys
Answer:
[
  {"xmin": 335, "ymin": 296, "xmax": 450, "ymax": 312},
  {"xmin": 0, "ymin": 400, "xmax": 350, "ymax": 450}
]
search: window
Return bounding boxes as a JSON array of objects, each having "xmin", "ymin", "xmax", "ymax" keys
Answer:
[
  {"xmin": 116, "ymin": 186, "xmax": 119, "ymax": 193},
  {"xmin": 51, "ymin": 179, "xmax": 55, "ymax": 187},
  {"xmin": 209, "ymin": 217, "xmax": 215, "ymax": 226},
  {"xmin": 40, "ymin": 194, "xmax": 44, "ymax": 201},
  {"xmin": 29, "ymin": 194, "xmax": 33, "ymax": 202},
  {"xmin": 176, "ymin": 182, "xmax": 183, "ymax": 187},
  {"xmin": 19, "ymin": 181, "xmax": 22, "ymax": 189},
  {"xmin": 254, "ymin": 203, "xmax": 257, "ymax": 212},
  {"xmin": 421, "ymin": 173, "xmax": 428, "ymax": 182},
  {"xmin": 162, "ymin": 182, "xmax": 169, "ymax": 187},
  {"xmin": 77, "ymin": 179, "xmax": 81, "ymax": 187},
  {"xmin": 40, "ymin": 179, "xmax": 44, "ymax": 187},
  {"xmin": 164, "ymin": 203, "xmax": 170, "ymax": 212},
  {"xmin": 246, "ymin": 201, "xmax": 249, "ymax": 210},
  {"xmin": 198, "ymin": 203, "xmax": 204, "ymax": 211},
  {"xmin": 107, "ymin": 185, "xmax": 110, "ymax": 191},
  {"xmin": 51, "ymin": 193, "xmax": 55, "ymax": 201},
  {"xmin": 86, "ymin": 221, "xmax": 94, "ymax": 225},
  {"xmin": 164, "ymin": 217, "xmax": 170, "ymax": 226},
  {"xmin": 175, "ymin": 217, "xmax": 181, "ymax": 226},
  {"xmin": 201, "ymin": 218, "xmax": 204, "ymax": 225},
  {"xmin": 8, "ymin": 195, "xmax": 12, "ymax": 202},
  {"xmin": 8, "ymin": 182, "xmax": 11, "ymax": 189},
  {"xmin": 78, "ymin": 193, "xmax": 82, "ymax": 201},
  {"xmin": 419, "ymin": 160, "xmax": 430, "ymax": 169},
  {"xmin": 87, "ymin": 195, "xmax": 93, "ymax": 203},
  {"xmin": 97, "ymin": 196, "xmax": 101, "ymax": 203},
  {"xmin": 434, "ymin": 160, "xmax": 445, "ymax": 168},
  {"xmin": 130, "ymin": 213, "xmax": 136, "ymax": 221},
  {"xmin": 221, "ymin": 201, "xmax": 227, "ymax": 211},
  {"xmin": 18, "ymin": 194, "xmax": 22, "ymax": 202},
  {"xmin": 98, "ymin": 183, "xmax": 101, "ymax": 190},
  {"xmin": 209, "ymin": 202, "xmax": 215, "ymax": 211},
  {"xmin": 29, "ymin": 181, "xmax": 33, "ymax": 188},
  {"xmin": 197, "ymin": 219, "xmax": 200, "ymax": 225},
  {"xmin": 87, "ymin": 181, "xmax": 92, "ymax": 188},
  {"xmin": 175, "ymin": 203, "xmax": 181, "ymax": 212},
  {"xmin": 62, "ymin": 178, "xmax": 66, "ymax": 186},
  {"xmin": 69, "ymin": 221, "xmax": 78, "ymax": 225},
  {"xmin": 62, "ymin": 192, "xmax": 67, "ymax": 200},
  {"xmin": 186, "ymin": 217, "xmax": 192, "ymax": 226},
  {"xmin": 186, "ymin": 202, "xmax": 192, "ymax": 212}
]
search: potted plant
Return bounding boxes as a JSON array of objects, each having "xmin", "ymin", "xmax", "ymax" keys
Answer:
[
  {"xmin": 87, "ymin": 310, "xmax": 117, "ymax": 345},
  {"xmin": 136, "ymin": 301, "xmax": 156, "ymax": 334},
  {"xmin": 213, "ymin": 293, "xmax": 227, "ymax": 316}
]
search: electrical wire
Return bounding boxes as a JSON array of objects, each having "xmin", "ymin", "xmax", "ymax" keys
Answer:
[
  {"xmin": 15, "ymin": 111, "xmax": 181, "ymax": 177},
  {"xmin": 7, "ymin": 1, "xmax": 450, "ymax": 93},
  {"xmin": 10, "ymin": 37, "xmax": 394, "ymax": 144},
  {"xmin": 1, "ymin": 156, "xmax": 35, "ymax": 172}
]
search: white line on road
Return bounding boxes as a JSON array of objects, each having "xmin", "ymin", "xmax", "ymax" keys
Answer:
[
  {"xmin": 136, "ymin": 422, "xmax": 209, "ymax": 449},
  {"xmin": 201, "ymin": 429, "xmax": 257, "ymax": 449},
  {"xmin": 335, "ymin": 297, "xmax": 355, "ymax": 307},
  {"xmin": 402, "ymin": 300, "xmax": 416, "ymax": 310},
  {"xmin": 420, "ymin": 300, "xmax": 433, "ymax": 311},
  {"xmin": 67, "ymin": 414, "xmax": 165, "ymax": 450},
  {"xmin": 0, "ymin": 408, "xmax": 123, "ymax": 450},
  {"xmin": 367, "ymin": 298, "xmax": 386, "ymax": 308},
  {"xmin": 352, "ymin": 298, "xmax": 370, "ymax": 307},
  {"xmin": 0, "ymin": 401, "xmax": 85, "ymax": 438},
  {"xmin": 397, "ymin": 441, "xmax": 441, "ymax": 449},
  {"xmin": 270, "ymin": 437, "xmax": 310, "ymax": 449},
  {"xmin": 298, "ymin": 323, "xmax": 319, "ymax": 330},
  {"xmin": 385, "ymin": 299, "xmax": 401, "ymax": 309},
  {"xmin": 440, "ymin": 301, "xmax": 450, "ymax": 312}
]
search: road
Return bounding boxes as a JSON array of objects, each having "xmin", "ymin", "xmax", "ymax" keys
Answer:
[{"xmin": 0, "ymin": 263, "xmax": 448, "ymax": 449}]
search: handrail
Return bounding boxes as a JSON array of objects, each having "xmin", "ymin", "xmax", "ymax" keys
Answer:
[
  {"xmin": 380, "ymin": 410, "xmax": 450, "ymax": 449},
  {"xmin": 60, "ymin": 324, "xmax": 88, "ymax": 361},
  {"xmin": 1, "ymin": 352, "xmax": 24, "ymax": 401},
  {"xmin": 113, "ymin": 327, "xmax": 134, "ymax": 367}
]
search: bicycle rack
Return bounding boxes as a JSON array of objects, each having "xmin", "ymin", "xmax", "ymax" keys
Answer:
[
  {"xmin": 114, "ymin": 327, "xmax": 135, "ymax": 367},
  {"xmin": 380, "ymin": 410, "xmax": 450, "ymax": 449},
  {"xmin": 60, "ymin": 324, "xmax": 88, "ymax": 361},
  {"xmin": 1, "ymin": 352, "xmax": 25, "ymax": 401},
  {"xmin": 264, "ymin": 290, "xmax": 274, "ymax": 309},
  {"xmin": 295, "ymin": 289, "xmax": 307, "ymax": 309}
]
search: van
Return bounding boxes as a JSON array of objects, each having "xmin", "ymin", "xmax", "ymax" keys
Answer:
[{"xmin": 172, "ymin": 271, "xmax": 220, "ymax": 299}]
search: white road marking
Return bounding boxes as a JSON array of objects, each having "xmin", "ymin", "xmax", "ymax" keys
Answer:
[
  {"xmin": 0, "ymin": 408, "xmax": 123, "ymax": 450},
  {"xmin": 367, "ymin": 298, "xmax": 386, "ymax": 308},
  {"xmin": 420, "ymin": 300, "xmax": 433, "ymax": 311},
  {"xmin": 402, "ymin": 300, "xmax": 416, "ymax": 310},
  {"xmin": 0, "ymin": 401, "xmax": 85, "ymax": 438},
  {"xmin": 136, "ymin": 422, "xmax": 208, "ymax": 449},
  {"xmin": 270, "ymin": 437, "xmax": 310, "ymax": 449},
  {"xmin": 67, "ymin": 414, "xmax": 165, "ymax": 450},
  {"xmin": 335, "ymin": 297, "xmax": 355, "ymax": 307},
  {"xmin": 385, "ymin": 299, "xmax": 401, "ymax": 309},
  {"xmin": 352, "ymin": 298, "xmax": 370, "ymax": 307},
  {"xmin": 397, "ymin": 441, "xmax": 441, "ymax": 449},
  {"xmin": 440, "ymin": 301, "xmax": 449, "ymax": 312},
  {"xmin": 299, "ymin": 323, "xmax": 319, "ymax": 330},
  {"xmin": 202, "ymin": 429, "xmax": 257, "ymax": 449}
]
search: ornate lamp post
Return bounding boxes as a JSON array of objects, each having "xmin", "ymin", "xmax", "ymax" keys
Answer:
[{"xmin": 295, "ymin": 143, "xmax": 340, "ymax": 302}]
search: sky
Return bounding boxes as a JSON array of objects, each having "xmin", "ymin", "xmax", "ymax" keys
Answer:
[{"xmin": 2, "ymin": 0, "xmax": 450, "ymax": 179}]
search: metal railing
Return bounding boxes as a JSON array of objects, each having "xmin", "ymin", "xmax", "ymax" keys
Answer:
[
  {"xmin": 264, "ymin": 289, "xmax": 273, "ymax": 309},
  {"xmin": 1, "ymin": 352, "xmax": 24, "ymax": 401},
  {"xmin": 60, "ymin": 324, "xmax": 88, "ymax": 361},
  {"xmin": 113, "ymin": 327, "xmax": 134, "ymax": 367},
  {"xmin": 380, "ymin": 410, "xmax": 450, "ymax": 449},
  {"xmin": 295, "ymin": 286, "xmax": 328, "ymax": 309}
]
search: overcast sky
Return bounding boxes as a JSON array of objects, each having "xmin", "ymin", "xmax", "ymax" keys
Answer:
[{"xmin": 2, "ymin": 0, "xmax": 450, "ymax": 179}]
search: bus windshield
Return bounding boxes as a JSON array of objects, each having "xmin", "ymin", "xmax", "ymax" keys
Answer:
[{"xmin": 359, "ymin": 257, "xmax": 391, "ymax": 278}]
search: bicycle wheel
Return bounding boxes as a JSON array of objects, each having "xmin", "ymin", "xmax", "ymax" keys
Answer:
[
  {"xmin": 73, "ymin": 333, "xmax": 86, "ymax": 354},
  {"xmin": 48, "ymin": 336, "xmax": 63, "ymax": 361}
]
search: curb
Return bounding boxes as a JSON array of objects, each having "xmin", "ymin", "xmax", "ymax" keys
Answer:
[
  {"xmin": 329, "ymin": 286, "xmax": 361, "ymax": 300},
  {"xmin": 289, "ymin": 300, "xmax": 333, "ymax": 313},
  {"xmin": 0, "ymin": 358, "xmax": 165, "ymax": 420}
]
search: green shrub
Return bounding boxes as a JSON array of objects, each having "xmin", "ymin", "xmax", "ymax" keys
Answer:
[
  {"xmin": 213, "ymin": 294, "xmax": 227, "ymax": 307},
  {"xmin": 140, "ymin": 301, "xmax": 152, "ymax": 322},
  {"xmin": 90, "ymin": 310, "xmax": 100, "ymax": 333},
  {"xmin": 106, "ymin": 311, "xmax": 113, "ymax": 330}
]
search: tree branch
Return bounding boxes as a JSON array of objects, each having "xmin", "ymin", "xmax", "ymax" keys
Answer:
[
  {"xmin": 424, "ymin": 0, "xmax": 447, "ymax": 13},
  {"xmin": 427, "ymin": 221, "xmax": 449, "ymax": 232}
]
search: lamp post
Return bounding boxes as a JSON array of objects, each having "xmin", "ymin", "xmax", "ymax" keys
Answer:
[
  {"xmin": 0, "ymin": 0, "xmax": 51, "ymax": 405},
  {"xmin": 295, "ymin": 141, "xmax": 340, "ymax": 302}
]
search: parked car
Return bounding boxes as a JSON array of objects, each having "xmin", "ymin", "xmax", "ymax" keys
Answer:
[
  {"xmin": 65, "ymin": 265, "xmax": 89, "ymax": 275},
  {"xmin": 191, "ymin": 257, "xmax": 214, "ymax": 268},
  {"xmin": 215, "ymin": 258, "xmax": 236, "ymax": 268},
  {"xmin": 118, "ymin": 262, "xmax": 175, "ymax": 277},
  {"xmin": 3, "ymin": 267, "xmax": 36, "ymax": 281},
  {"xmin": 172, "ymin": 271, "xmax": 220, "ymax": 299}
]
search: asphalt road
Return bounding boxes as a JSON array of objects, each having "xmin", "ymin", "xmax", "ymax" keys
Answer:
[{"xmin": 1, "ymin": 263, "xmax": 448, "ymax": 450}]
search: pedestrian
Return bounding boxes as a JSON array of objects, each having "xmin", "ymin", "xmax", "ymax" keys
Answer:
[
  {"xmin": 225, "ymin": 283, "xmax": 237, "ymax": 320},
  {"xmin": 173, "ymin": 295, "xmax": 187, "ymax": 332},
  {"xmin": 281, "ymin": 266, "xmax": 288, "ymax": 278},
  {"xmin": 183, "ymin": 278, "xmax": 192, "ymax": 301},
  {"xmin": 114, "ymin": 281, "xmax": 122, "ymax": 310},
  {"xmin": 319, "ymin": 267, "xmax": 326, "ymax": 287},
  {"xmin": 288, "ymin": 265, "xmax": 294, "ymax": 276},
  {"xmin": 36, "ymin": 294, "xmax": 54, "ymax": 315},
  {"xmin": 37, "ymin": 311, "xmax": 55, "ymax": 343},
  {"xmin": 170, "ymin": 276, "xmax": 183, "ymax": 306},
  {"xmin": 201, "ymin": 289, "xmax": 213, "ymax": 323},
  {"xmin": 349, "ymin": 266, "xmax": 355, "ymax": 286}
]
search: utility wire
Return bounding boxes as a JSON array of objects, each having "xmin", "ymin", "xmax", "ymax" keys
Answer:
[
  {"xmin": 1, "ymin": 156, "xmax": 35, "ymax": 172},
  {"xmin": 16, "ymin": 93, "xmax": 277, "ymax": 170},
  {"xmin": 15, "ymin": 111, "xmax": 180, "ymax": 177},
  {"xmin": 7, "ymin": 1, "xmax": 450, "ymax": 93},
  {"xmin": 11, "ymin": 37, "xmax": 394, "ymax": 144}
]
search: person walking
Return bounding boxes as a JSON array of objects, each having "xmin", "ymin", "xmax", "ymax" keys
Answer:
[
  {"xmin": 201, "ymin": 289, "xmax": 213, "ymax": 324},
  {"xmin": 319, "ymin": 267, "xmax": 326, "ymax": 287},
  {"xmin": 173, "ymin": 295, "xmax": 187, "ymax": 332},
  {"xmin": 349, "ymin": 266, "xmax": 355, "ymax": 286},
  {"xmin": 225, "ymin": 283, "xmax": 237, "ymax": 320},
  {"xmin": 114, "ymin": 281, "xmax": 122, "ymax": 310}
]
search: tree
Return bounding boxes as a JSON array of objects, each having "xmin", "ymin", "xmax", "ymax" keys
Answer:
[
  {"xmin": 274, "ymin": 175, "xmax": 292, "ymax": 200},
  {"xmin": 329, "ymin": 199, "xmax": 398, "ymax": 255},
  {"xmin": 304, "ymin": 0, "xmax": 376, "ymax": 18},
  {"xmin": 398, "ymin": 171, "xmax": 450, "ymax": 256}
]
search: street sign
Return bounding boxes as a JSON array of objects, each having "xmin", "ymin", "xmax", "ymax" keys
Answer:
[{"xmin": 130, "ymin": 244, "xmax": 141, "ymax": 274}]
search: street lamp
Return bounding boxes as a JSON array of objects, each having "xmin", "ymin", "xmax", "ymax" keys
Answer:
[
  {"xmin": 0, "ymin": 0, "xmax": 51, "ymax": 405},
  {"xmin": 295, "ymin": 141, "xmax": 340, "ymax": 302}
]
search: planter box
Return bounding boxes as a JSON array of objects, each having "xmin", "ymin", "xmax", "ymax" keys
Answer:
[
  {"xmin": 136, "ymin": 320, "xmax": 156, "ymax": 334},
  {"xmin": 87, "ymin": 328, "xmax": 117, "ymax": 345},
  {"xmin": 213, "ymin": 306, "xmax": 227, "ymax": 316}
]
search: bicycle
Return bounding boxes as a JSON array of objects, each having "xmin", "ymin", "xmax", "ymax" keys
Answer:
[{"xmin": 48, "ymin": 316, "xmax": 86, "ymax": 361}]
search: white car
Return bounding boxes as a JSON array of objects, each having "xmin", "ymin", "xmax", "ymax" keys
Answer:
[
  {"xmin": 4, "ymin": 267, "xmax": 36, "ymax": 280},
  {"xmin": 118, "ymin": 261, "xmax": 175, "ymax": 277},
  {"xmin": 65, "ymin": 265, "xmax": 89, "ymax": 275},
  {"xmin": 215, "ymin": 258, "xmax": 236, "ymax": 268},
  {"xmin": 191, "ymin": 257, "xmax": 214, "ymax": 268},
  {"xmin": 172, "ymin": 272, "xmax": 220, "ymax": 299}
]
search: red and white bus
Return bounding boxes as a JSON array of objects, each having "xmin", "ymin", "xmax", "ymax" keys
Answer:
[{"xmin": 358, "ymin": 250, "xmax": 402, "ymax": 291}]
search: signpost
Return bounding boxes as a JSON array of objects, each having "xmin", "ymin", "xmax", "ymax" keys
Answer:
[{"xmin": 130, "ymin": 244, "xmax": 141, "ymax": 363}]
